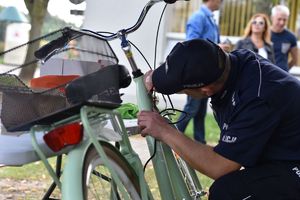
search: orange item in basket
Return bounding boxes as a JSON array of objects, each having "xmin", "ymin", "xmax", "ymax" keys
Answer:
[{"xmin": 30, "ymin": 75, "xmax": 79, "ymax": 92}]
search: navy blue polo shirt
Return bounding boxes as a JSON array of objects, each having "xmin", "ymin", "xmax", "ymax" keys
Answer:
[
  {"xmin": 271, "ymin": 29, "xmax": 297, "ymax": 71},
  {"xmin": 212, "ymin": 49, "xmax": 300, "ymax": 167}
]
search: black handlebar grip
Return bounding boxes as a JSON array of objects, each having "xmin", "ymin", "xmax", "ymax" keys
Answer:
[
  {"xmin": 164, "ymin": 0, "xmax": 177, "ymax": 3},
  {"xmin": 34, "ymin": 36, "xmax": 69, "ymax": 59}
]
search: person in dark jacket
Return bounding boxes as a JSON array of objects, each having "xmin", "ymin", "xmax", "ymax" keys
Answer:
[
  {"xmin": 235, "ymin": 13, "xmax": 275, "ymax": 63},
  {"xmin": 139, "ymin": 39, "xmax": 300, "ymax": 199}
]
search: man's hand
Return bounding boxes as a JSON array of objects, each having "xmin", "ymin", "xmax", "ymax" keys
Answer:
[
  {"xmin": 137, "ymin": 111, "xmax": 241, "ymax": 180},
  {"xmin": 218, "ymin": 43, "xmax": 231, "ymax": 52},
  {"xmin": 143, "ymin": 70, "xmax": 154, "ymax": 92},
  {"xmin": 137, "ymin": 110, "xmax": 175, "ymax": 141}
]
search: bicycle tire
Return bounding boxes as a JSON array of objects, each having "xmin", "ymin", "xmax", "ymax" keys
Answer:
[{"xmin": 82, "ymin": 143, "xmax": 141, "ymax": 200}]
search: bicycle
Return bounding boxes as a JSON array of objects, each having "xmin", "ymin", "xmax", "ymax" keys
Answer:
[{"xmin": 0, "ymin": 0, "xmax": 207, "ymax": 199}]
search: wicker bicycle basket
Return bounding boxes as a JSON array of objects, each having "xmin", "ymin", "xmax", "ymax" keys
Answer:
[{"xmin": 0, "ymin": 28, "xmax": 122, "ymax": 132}]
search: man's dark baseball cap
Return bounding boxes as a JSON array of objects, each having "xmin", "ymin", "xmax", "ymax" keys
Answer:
[{"xmin": 152, "ymin": 39, "xmax": 226, "ymax": 95}]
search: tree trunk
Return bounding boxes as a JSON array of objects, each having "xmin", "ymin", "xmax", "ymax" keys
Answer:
[{"xmin": 19, "ymin": 0, "xmax": 49, "ymax": 83}]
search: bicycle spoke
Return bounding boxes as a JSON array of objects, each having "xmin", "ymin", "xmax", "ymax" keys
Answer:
[{"xmin": 92, "ymin": 170, "xmax": 112, "ymax": 182}]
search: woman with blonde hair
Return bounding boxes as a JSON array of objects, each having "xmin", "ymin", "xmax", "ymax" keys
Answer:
[{"xmin": 235, "ymin": 13, "xmax": 275, "ymax": 63}]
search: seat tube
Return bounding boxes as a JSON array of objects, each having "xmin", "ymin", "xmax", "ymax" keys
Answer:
[
  {"xmin": 120, "ymin": 35, "xmax": 177, "ymax": 199},
  {"xmin": 133, "ymin": 71, "xmax": 192, "ymax": 199},
  {"xmin": 134, "ymin": 76, "xmax": 177, "ymax": 200}
]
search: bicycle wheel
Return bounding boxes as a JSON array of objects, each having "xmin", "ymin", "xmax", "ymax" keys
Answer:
[{"xmin": 82, "ymin": 143, "xmax": 141, "ymax": 200}]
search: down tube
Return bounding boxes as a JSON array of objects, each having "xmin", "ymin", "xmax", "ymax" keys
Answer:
[{"xmin": 134, "ymin": 76, "xmax": 191, "ymax": 200}]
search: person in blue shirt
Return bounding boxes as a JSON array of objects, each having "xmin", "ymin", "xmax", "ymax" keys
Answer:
[
  {"xmin": 139, "ymin": 39, "xmax": 300, "ymax": 199},
  {"xmin": 271, "ymin": 5, "xmax": 298, "ymax": 71},
  {"xmin": 176, "ymin": 0, "xmax": 229, "ymax": 144}
]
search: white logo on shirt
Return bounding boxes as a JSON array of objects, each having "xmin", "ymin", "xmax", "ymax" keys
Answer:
[
  {"xmin": 292, "ymin": 167, "xmax": 300, "ymax": 178},
  {"xmin": 242, "ymin": 196, "xmax": 252, "ymax": 200},
  {"xmin": 222, "ymin": 123, "xmax": 228, "ymax": 130},
  {"xmin": 165, "ymin": 60, "xmax": 169, "ymax": 74},
  {"xmin": 232, "ymin": 92, "xmax": 236, "ymax": 106},
  {"xmin": 222, "ymin": 135, "xmax": 237, "ymax": 143}
]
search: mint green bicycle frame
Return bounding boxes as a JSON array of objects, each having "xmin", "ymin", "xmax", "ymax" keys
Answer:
[
  {"xmin": 29, "ymin": 0, "xmax": 205, "ymax": 199},
  {"xmin": 30, "ymin": 73, "xmax": 202, "ymax": 199}
]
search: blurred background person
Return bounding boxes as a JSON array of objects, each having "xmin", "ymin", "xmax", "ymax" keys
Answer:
[
  {"xmin": 271, "ymin": 4, "xmax": 298, "ymax": 71},
  {"xmin": 235, "ymin": 13, "xmax": 275, "ymax": 63},
  {"xmin": 176, "ymin": 0, "xmax": 229, "ymax": 144}
]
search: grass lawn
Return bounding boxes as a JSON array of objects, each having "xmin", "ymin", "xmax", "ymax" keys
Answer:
[
  {"xmin": 183, "ymin": 113, "xmax": 220, "ymax": 144},
  {"xmin": 0, "ymin": 113, "xmax": 220, "ymax": 199}
]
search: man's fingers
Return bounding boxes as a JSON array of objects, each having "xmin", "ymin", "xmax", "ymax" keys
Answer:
[
  {"xmin": 137, "ymin": 123, "xmax": 149, "ymax": 137},
  {"xmin": 140, "ymin": 128, "xmax": 148, "ymax": 137},
  {"xmin": 137, "ymin": 110, "xmax": 164, "ymax": 138},
  {"xmin": 144, "ymin": 70, "xmax": 154, "ymax": 92}
]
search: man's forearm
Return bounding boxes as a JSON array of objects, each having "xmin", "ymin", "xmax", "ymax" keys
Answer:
[{"xmin": 162, "ymin": 128, "xmax": 241, "ymax": 180}]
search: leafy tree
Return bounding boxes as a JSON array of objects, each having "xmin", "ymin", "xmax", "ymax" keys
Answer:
[
  {"xmin": 19, "ymin": 0, "xmax": 50, "ymax": 83},
  {"xmin": 42, "ymin": 12, "xmax": 77, "ymax": 37}
]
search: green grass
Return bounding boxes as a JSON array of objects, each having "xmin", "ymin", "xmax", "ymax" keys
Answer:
[
  {"xmin": 184, "ymin": 114, "xmax": 220, "ymax": 143},
  {"xmin": 0, "ymin": 158, "xmax": 58, "ymax": 180},
  {"xmin": 0, "ymin": 157, "xmax": 61, "ymax": 199},
  {"xmin": 0, "ymin": 113, "xmax": 220, "ymax": 199}
]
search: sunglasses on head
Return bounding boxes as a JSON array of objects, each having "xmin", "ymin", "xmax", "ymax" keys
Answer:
[{"xmin": 251, "ymin": 20, "xmax": 265, "ymax": 26}]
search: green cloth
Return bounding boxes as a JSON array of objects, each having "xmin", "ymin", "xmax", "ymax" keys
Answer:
[{"xmin": 117, "ymin": 103, "xmax": 139, "ymax": 119}]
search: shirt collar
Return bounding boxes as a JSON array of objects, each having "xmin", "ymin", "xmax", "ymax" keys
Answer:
[{"xmin": 211, "ymin": 54, "xmax": 239, "ymax": 106}]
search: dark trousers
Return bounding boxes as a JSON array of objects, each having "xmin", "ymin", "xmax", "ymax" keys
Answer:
[
  {"xmin": 209, "ymin": 162, "xmax": 300, "ymax": 200},
  {"xmin": 176, "ymin": 96, "xmax": 208, "ymax": 143}
]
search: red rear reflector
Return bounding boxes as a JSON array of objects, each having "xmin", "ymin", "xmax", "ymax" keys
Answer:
[{"xmin": 43, "ymin": 122, "xmax": 83, "ymax": 152}]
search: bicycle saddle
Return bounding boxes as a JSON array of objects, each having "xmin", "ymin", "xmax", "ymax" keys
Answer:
[{"xmin": 65, "ymin": 64, "xmax": 131, "ymax": 105}]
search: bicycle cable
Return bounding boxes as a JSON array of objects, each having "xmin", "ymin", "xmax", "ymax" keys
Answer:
[
  {"xmin": 100, "ymin": 16, "xmax": 159, "ymax": 173},
  {"xmin": 142, "ymin": 107, "xmax": 186, "ymax": 172},
  {"xmin": 153, "ymin": 4, "xmax": 167, "ymax": 69},
  {"xmin": 160, "ymin": 108, "xmax": 188, "ymax": 125},
  {"xmin": 111, "ymin": 2, "xmax": 188, "ymax": 171},
  {"xmin": 152, "ymin": 4, "xmax": 174, "ymax": 111},
  {"xmin": 153, "ymin": 4, "xmax": 187, "ymax": 127},
  {"xmin": 128, "ymin": 41, "xmax": 152, "ymax": 70},
  {"xmin": 143, "ymin": 139, "xmax": 157, "ymax": 172},
  {"xmin": 141, "ymin": 2, "xmax": 192, "ymax": 171},
  {"xmin": 141, "ymin": 3, "xmax": 168, "ymax": 172}
]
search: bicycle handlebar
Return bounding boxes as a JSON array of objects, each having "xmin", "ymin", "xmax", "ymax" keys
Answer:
[
  {"xmin": 35, "ymin": 0, "xmax": 189, "ymax": 60},
  {"xmin": 34, "ymin": 28, "xmax": 75, "ymax": 60},
  {"xmin": 163, "ymin": 0, "xmax": 177, "ymax": 3},
  {"xmin": 104, "ymin": 0, "xmax": 189, "ymax": 39}
]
